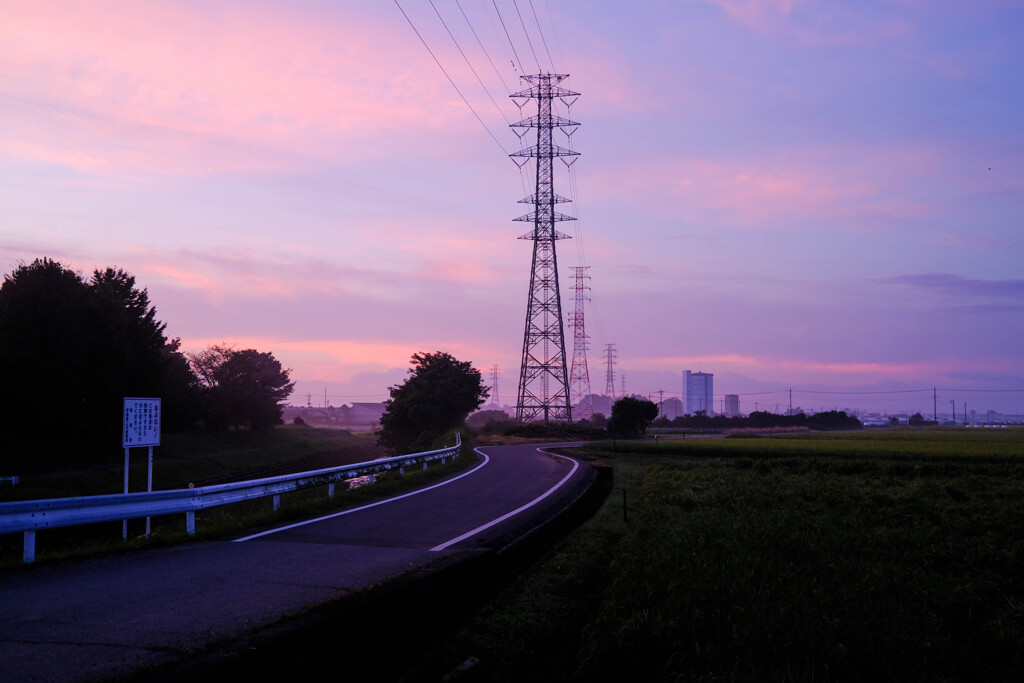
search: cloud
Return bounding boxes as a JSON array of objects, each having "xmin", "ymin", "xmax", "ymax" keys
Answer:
[
  {"xmin": 588, "ymin": 153, "xmax": 900, "ymax": 231},
  {"xmin": 879, "ymin": 273, "xmax": 1024, "ymax": 299},
  {"xmin": 699, "ymin": 0, "xmax": 804, "ymax": 30},
  {"xmin": 931, "ymin": 231, "xmax": 1018, "ymax": 250},
  {"xmin": 0, "ymin": 2, "xmax": 492, "ymax": 176},
  {"xmin": 634, "ymin": 352, "xmax": 941, "ymax": 378}
]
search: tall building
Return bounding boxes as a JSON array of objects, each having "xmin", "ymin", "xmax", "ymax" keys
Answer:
[
  {"xmin": 683, "ymin": 370, "xmax": 714, "ymax": 415},
  {"xmin": 723, "ymin": 394, "xmax": 740, "ymax": 417}
]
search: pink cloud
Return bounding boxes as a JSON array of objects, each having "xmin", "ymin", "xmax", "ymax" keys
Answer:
[
  {"xmin": 633, "ymin": 351, "xmax": 1021, "ymax": 385},
  {"xmin": 0, "ymin": 2, "xmax": 494, "ymax": 175},
  {"xmin": 588, "ymin": 147, "xmax": 944, "ymax": 232},
  {"xmin": 700, "ymin": 0, "xmax": 804, "ymax": 30},
  {"xmin": 181, "ymin": 335, "xmax": 498, "ymax": 387}
]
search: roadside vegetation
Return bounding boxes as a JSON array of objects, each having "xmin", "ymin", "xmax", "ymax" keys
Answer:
[
  {"xmin": 0, "ymin": 426, "xmax": 476, "ymax": 568},
  {"xmin": 425, "ymin": 427, "xmax": 1024, "ymax": 682}
]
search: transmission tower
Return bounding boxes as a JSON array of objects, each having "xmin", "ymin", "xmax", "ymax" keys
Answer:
[
  {"xmin": 604, "ymin": 343, "xmax": 617, "ymax": 398},
  {"xmin": 568, "ymin": 266, "xmax": 592, "ymax": 420},
  {"xmin": 489, "ymin": 364, "xmax": 500, "ymax": 408},
  {"xmin": 511, "ymin": 74, "xmax": 580, "ymax": 423}
]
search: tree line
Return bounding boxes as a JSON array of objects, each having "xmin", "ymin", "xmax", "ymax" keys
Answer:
[{"xmin": 0, "ymin": 258, "xmax": 294, "ymax": 447}]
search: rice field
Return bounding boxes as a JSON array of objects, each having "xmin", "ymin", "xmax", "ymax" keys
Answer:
[{"xmin": 427, "ymin": 427, "xmax": 1024, "ymax": 682}]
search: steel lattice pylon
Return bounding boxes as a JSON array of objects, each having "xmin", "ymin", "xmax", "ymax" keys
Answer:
[
  {"xmin": 569, "ymin": 266, "xmax": 593, "ymax": 419},
  {"xmin": 511, "ymin": 73, "xmax": 579, "ymax": 423}
]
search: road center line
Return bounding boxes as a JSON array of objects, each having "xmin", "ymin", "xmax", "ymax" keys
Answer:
[
  {"xmin": 233, "ymin": 451, "xmax": 491, "ymax": 542},
  {"xmin": 429, "ymin": 448, "xmax": 580, "ymax": 552}
]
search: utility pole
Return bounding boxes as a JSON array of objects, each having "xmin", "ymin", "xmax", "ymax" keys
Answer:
[
  {"xmin": 511, "ymin": 74, "xmax": 579, "ymax": 423},
  {"xmin": 933, "ymin": 387, "xmax": 937, "ymax": 422},
  {"xmin": 568, "ymin": 267, "xmax": 593, "ymax": 420}
]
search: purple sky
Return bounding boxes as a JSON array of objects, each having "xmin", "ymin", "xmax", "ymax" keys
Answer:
[{"xmin": 2, "ymin": 1, "xmax": 1022, "ymax": 417}]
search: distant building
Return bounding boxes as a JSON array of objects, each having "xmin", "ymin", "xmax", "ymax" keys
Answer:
[
  {"xmin": 588, "ymin": 394, "xmax": 613, "ymax": 417},
  {"xmin": 723, "ymin": 394, "xmax": 740, "ymax": 417},
  {"xmin": 684, "ymin": 371, "xmax": 714, "ymax": 415},
  {"xmin": 347, "ymin": 402, "xmax": 386, "ymax": 424},
  {"xmin": 659, "ymin": 397, "xmax": 684, "ymax": 420}
]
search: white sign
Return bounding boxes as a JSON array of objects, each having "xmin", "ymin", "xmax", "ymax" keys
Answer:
[{"xmin": 123, "ymin": 398, "xmax": 161, "ymax": 447}]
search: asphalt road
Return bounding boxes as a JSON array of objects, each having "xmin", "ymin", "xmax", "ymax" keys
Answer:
[{"xmin": 0, "ymin": 443, "xmax": 592, "ymax": 683}]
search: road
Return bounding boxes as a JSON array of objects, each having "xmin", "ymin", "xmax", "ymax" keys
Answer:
[{"xmin": 0, "ymin": 443, "xmax": 593, "ymax": 682}]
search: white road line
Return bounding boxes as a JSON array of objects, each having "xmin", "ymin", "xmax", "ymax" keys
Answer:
[
  {"xmin": 233, "ymin": 452, "xmax": 491, "ymax": 542},
  {"xmin": 429, "ymin": 448, "xmax": 580, "ymax": 552}
]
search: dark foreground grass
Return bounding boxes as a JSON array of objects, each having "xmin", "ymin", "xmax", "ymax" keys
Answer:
[{"xmin": 427, "ymin": 428, "xmax": 1024, "ymax": 682}]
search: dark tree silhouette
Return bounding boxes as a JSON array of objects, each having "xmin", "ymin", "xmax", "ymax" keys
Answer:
[
  {"xmin": 378, "ymin": 351, "xmax": 488, "ymax": 454},
  {"xmin": 608, "ymin": 396, "xmax": 659, "ymax": 438},
  {"xmin": 0, "ymin": 258, "xmax": 198, "ymax": 443},
  {"xmin": 188, "ymin": 344, "xmax": 294, "ymax": 431}
]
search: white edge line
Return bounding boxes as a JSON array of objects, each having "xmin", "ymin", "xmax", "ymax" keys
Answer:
[
  {"xmin": 429, "ymin": 448, "xmax": 580, "ymax": 552},
  {"xmin": 233, "ymin": 452, "xmax": 491, "ymax": 542}
]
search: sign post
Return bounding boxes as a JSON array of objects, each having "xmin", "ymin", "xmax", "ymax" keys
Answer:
[{"xmin": 122, "ymin": 398, "xmax": 161, "ymax": 538}]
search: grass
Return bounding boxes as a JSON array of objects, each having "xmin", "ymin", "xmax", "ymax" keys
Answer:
[
  {"xmin": 426, "ymin": 427, "xmax": 1024, "ymax": 682},
  {"xmin": 1, "ymin": 425, "xmax": 384, "ymax": 502},
  {"xmin": 0, "ymin": 426, "xmax": 477, "ymax": 568}
]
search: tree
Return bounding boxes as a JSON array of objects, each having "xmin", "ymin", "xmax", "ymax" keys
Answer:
[
  {"xmin": 608, "ymin": 396, "xmax": 659, "ymax": 438},
  {"xmin": 378, "ymin": 351, "xmax": 488, "ymax": 454},
  {"xmin": 0, "ymin": 258, "xmax": 92, "ymax": 437},
  {"xmin": 188, "ymin": 344, "xmax": 294, "ymax": 431},
  {"xmin": 466, "ymin": 409, "xmax": 514, "ymax": 431},
  {"xmin": 0, "ymin": 258, "xmax": 198, "ymax": 442}
]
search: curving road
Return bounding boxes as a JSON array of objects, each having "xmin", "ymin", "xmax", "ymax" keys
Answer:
[{"xmin": 0, "ymin": 443, "xmax": 591, "ymax": 682}]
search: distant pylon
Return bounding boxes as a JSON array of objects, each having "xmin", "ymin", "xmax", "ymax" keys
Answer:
[
  {"xmin": 568, "ymin": 266, "xmax": 592, "ymax": 420},
  {"xmin": 490, "ymin": 364, "xmax": 500, "ymax": 408},
  {"xmin": 604, "ymin": 343, "xmax": 617, "ymax": 398},
  {"xmin": 511, "ymin": 73, "xmax": 580, "ymax": 423}
]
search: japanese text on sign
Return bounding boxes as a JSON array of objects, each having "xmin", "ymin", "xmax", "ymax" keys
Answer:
[{"xmin": 123, "ymin": 398, "xmax": 161, "ymax": 447}]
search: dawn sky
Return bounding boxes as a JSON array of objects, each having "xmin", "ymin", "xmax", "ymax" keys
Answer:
[{"xmin": 2, "ymin": 0, "xmax": 1022, "ymax": 417}]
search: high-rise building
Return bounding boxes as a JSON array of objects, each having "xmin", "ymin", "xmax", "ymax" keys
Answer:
[
  {"xmin": 683, "ymin": 370, "xmax": 714, "ymax": 415},
  {"xmin": 723, "ymin": 394, "xmax": 740, "ymax": 417}
]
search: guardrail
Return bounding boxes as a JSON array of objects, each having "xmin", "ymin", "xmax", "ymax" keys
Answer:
[{"xmin": 0, "ymin": 434, "xmax": 461, "ymax": 563}]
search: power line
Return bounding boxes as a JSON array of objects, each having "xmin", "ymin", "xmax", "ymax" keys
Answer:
[
  {"xmin": 491, "ymin": 0, "xmax": 525, "ymax": 75},
  {"xmin": 393, "ymin": 0, "xmax": 512, "ymax": 158},
  {"xmin": 528, "ymin": 0, "xmax": 556, "ymax": 72},
  {"xmin": 428, "ymin": 0, "xmax": 512, "ymax": 125},
  {"xmin": 539, "ymin": 0, "xmax": 566, "ymax": 70},
  {"xmin": 512, "ymin": 0, "xmax": 542, "ymax": 71},
  {"xmin": 454, "ymin": 0, "xmax": 513, "ymax": 94}
]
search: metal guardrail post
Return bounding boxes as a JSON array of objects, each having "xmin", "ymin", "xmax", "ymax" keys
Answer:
[{"xmin": 24, "ymin": 530, "xmax": 35, "ymax": 563}]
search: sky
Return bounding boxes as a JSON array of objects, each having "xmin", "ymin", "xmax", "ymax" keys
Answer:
[{"xmin": 2, "ymin": 0, "xmax": 1023, "ymax": 418}]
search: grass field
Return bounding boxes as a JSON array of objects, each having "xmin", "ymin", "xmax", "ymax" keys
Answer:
[{"xmin": 426, "ymin": 428, "xmax": 1024, "ymax": 682}]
